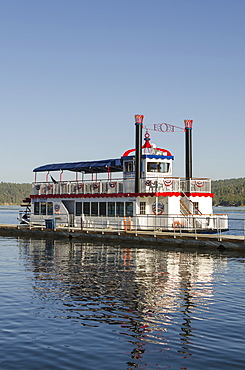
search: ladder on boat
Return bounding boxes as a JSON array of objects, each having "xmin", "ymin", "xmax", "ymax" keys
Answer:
[{"xmin": 179, "ymin": 193, "xmax": 203, "ymax": 230}]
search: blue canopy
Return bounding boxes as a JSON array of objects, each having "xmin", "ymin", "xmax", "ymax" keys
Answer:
[{"xmin": 33, "ymin": 158, "xmax": 123, "ymax": 173}]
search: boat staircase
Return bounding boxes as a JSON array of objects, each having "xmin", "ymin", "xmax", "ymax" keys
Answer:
[
  {"xmin": 180, "ymin": 193, "xmax": 202, "ymax": 229},
  {"xmin": 18, "ymin": 197, "xmax": 31, "ymax": 224}
]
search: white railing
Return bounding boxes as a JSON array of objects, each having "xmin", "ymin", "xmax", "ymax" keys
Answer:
[
  {"xmin": 32, "ymin": 180, "xmax": 124, "ymax": 196},
  {"xmin": 86, "ymin": 213, "xmax": 228, "ymax": 233},
  {"xmin": 32, "ymin": 177, "xmax": 212, "ymax": 196},
  {"xmin": 29, "ymin": 213, "xmax": 229, "ymax": 233},
  {"xmin": 180, "ymin": 178, "xmax": 211, "ymax": 193},
  {"xmin": 141, "ymin": 178, "xmax": 180, "ymax": 193}
]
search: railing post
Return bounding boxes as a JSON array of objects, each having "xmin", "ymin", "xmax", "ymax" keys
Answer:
[
  {"xmin": 194, "ymin": 216, "xmax": 197, "ymax": 239},
  {"xmin": 217, "ymin": 217, "xmax": 222, "ymax": 241},
  {"xmin": 173, "ymin": 217, "xmax": 176, "ymax": 238}
]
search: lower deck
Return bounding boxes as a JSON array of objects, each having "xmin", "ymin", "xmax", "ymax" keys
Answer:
[
  {"xmin": 30, "ymin": 214, "xmax": 228, "ymax": 233},
  {"xmin": 22, "ymin": 194, "xmax": 229, "ymax": 233}
]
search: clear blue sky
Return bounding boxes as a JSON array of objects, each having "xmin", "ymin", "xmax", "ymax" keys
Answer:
[{"xmin": 1, "ymin": 0, "xmax": 244, "ymax": 183}]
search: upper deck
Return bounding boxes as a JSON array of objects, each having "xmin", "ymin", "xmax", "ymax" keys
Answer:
[
  {"xmin": 32, "ymin": 177, "xmax": 212, "ymax": 197},
  {"xmin": 32, "ymin": 129, "xmax": 212, "ymax": 198}
]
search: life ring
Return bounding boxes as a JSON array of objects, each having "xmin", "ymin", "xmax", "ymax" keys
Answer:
[
  {"xmin": 77, "ymin": 183, "xmax": 84, "ymax": 189},
  {"xmin": 109, "ymin": 182, "xmax": 117, "ymax": 188},
  {"xmin": 54, "ymin": 204, "xmax": 60, "ymax": 214},
  {"xmin": 152, "ymin": 202, "xmax": 164, "ymax": 215},
  {"xmin": 173, "ymin": 221, "xmax": 181, "ymax": 228},
  {"xmin": 93, "ymin": 182, "xmax": 100, "ymax": 189},
  {"xmin": 164, "ymin": 180, "xmax": 173, "ymax": 186},
  {"xmin": 145, "ymin": 180, "xmax": 152, "ymax": 186},
  {"xmin": 47, "ymin": 185, "xmax": 53, "ymax": 190},
  {"xmin": 195, "ymin": 180, "xmax": 204, "ymax": 187},
  {"xmin": 173, "ymin": 220, "xmax": 184, "ymax": 228}
]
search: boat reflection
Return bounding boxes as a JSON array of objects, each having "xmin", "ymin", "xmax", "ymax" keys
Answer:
[{"xmin": 18, "ymin": 239, "xmax": 227, "ymax": 366}]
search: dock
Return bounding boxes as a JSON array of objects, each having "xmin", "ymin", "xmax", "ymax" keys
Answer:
[{"xmin": 0, "ymin": 224, "xmax": 244, "ymax": 253}]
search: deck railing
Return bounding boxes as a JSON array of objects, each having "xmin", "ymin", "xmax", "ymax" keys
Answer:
[
  {"xmin": 32, "ymin": 177, "xmax": 211, "ymax": 196},
  {"xmin": 180, "ymin": 178, "xmax": 211, "ymax": 193},
  {"xmin": 28, "ymin": 212, "xmax": 229, "ymax": 234}
]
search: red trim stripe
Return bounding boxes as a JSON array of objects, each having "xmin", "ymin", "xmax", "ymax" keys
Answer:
[
  {"xmin": 184, "ymin": 192, "xmax": 214, "ymax": 198},
  {"xmin": 30, "ymin": 192, "xmax": 213, "ymax": 199}
]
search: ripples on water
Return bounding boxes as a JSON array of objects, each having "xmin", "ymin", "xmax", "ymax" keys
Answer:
[
  {"xmin": 0, "ymin": 205, "xmax": 20, "ymax": 224},
  {"xmin": 0, "ymin": 237, "xmax": 244, "ymax": 370}
]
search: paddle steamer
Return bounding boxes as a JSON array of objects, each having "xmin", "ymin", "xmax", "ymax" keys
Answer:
[{"xmin": 19, "ymin": 115, "xmax": 228, "ymax": 232}]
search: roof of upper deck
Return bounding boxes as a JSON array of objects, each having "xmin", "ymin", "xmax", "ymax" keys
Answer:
[
  {"xmin": 33, "ymin": 152, "xmax": 174, "ymax": 173},
  {"xmin": 33, "ymin": 158, "xmax": 123, "ymax": 173},
  {"xmin": 33, "ymin": 138, "xmax": 174, "ymax": 174}
]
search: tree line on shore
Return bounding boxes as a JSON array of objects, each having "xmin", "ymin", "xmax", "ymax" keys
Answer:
[
  {"xmin": 0, "ymin": 182, "xmax": 31, "ymax": 205},
  {"xmin": 212, "ymin": 177, "xmax": 245, "ymax": 206},
  {"xmin": 0, "ymin": 178, "xmax": 244, "ymax": 206}
]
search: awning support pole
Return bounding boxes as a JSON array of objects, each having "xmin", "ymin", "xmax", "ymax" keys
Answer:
[{"xmin": 108, "ymin": 166, "xmax": 111, "ymax": 181}]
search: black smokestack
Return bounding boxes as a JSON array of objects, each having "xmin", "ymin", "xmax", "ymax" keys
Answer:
[
  {"xmin": 184, "ymin": 120, "xmax": 193, "ymax": 180},
  {"xmin": 134, "ymin": 115, "xmax": 144, "ymax": 193}
]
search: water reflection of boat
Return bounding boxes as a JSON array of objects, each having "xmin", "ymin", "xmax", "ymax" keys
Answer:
[{"xmin": 18, "ymin": 238, "xmax": 220, "ymax": 358}]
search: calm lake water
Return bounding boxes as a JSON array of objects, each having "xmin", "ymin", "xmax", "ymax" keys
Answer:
[{"xmin": 0, "ymin": 206, "xmax": 244, "ymax": 369}]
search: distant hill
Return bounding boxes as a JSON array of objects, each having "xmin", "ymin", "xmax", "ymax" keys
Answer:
[
  {"xmin": 212, "ymin": 178, "xmax": 245, "ymax": 206},
  {"xmin": 0, "ymin": 179, "xmax": 244, "ymax": 206},
  {"xmin": 0, "ymin": 182, "xmax": 32, "ymax": 205}
]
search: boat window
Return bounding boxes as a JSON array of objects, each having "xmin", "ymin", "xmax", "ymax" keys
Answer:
[
  {"xmin": 116, "ymin": 202, "xmax": 124, "ymax": 217},
  {"xmin": 108, "ymin": 202, "xmax": 115, "ymax": 216},
  {"xmin": 40, "ymin": 202, "xmax": 46, "ymax": 215},
  {"xmin": 125, "ymin": 161, "xmax": 134, "ymax": 172},
  {"xmin": 140, "ymin": 202, "xmax": 146, "ymax": 215},
  {"xmin": 147, "ymin": 162, "xmax": 169, "ymax": 173},
  {"xmin": 34, "ymin": 202, "xmax": 39, "ymax": 215},
  {"xmin": 125, "ymin": 202, "xmax": 133, "ymax": 216},
  {"xmin": 91, "ymin": 202, "xmax": 98, "ymax": 216},
  {"xmin": 99, "ymin": 202, "xmax": 106, "ymax": 216},
  {"xmin": 83, "ymin": 202, "xmax": 90, "ymax": 216},
  {"xmin": 76, "ymin": 202, "xmax": 83, "ymax": 216},
  {"xmin": 47, "ymin": 202, "xmax": 53, "ymax": 215}
]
